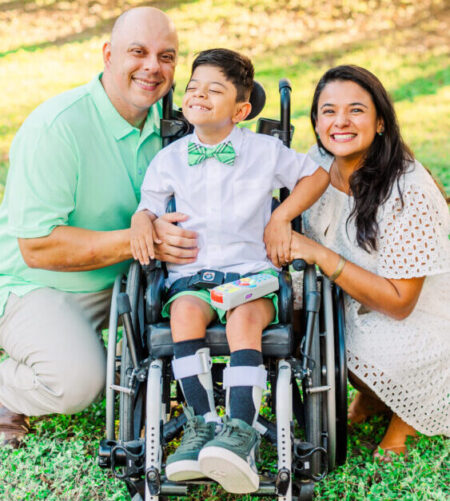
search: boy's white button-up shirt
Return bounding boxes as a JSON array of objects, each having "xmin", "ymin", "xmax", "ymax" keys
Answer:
[{"xmin": 138, "ymin": 126, "xmax": 321, "ymax": 286}]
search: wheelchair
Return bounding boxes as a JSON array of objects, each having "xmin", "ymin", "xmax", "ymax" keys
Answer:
[{"xmin": 98, "ymin": 79, "xmax": 348, "ymax": 501}]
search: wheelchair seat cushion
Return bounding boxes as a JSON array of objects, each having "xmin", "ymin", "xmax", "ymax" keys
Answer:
[{"xmin": 146, "ymin": 322, "xmax": 294, "ymax": 358}]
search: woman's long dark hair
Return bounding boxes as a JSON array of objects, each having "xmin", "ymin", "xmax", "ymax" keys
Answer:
[{"xmin": 310, "ymin": 65, "xmax": 414, "ymax": 251}]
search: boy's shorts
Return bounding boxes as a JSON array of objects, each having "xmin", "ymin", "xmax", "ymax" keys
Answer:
[{"xmin": 161, "ymin": 269, "xmax": 279, "ymax": 325}]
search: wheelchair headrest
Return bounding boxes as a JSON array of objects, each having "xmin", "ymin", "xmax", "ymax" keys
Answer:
[{"xmin": 246, "ymin": 81, "xmax": 266, "ymax": 121}]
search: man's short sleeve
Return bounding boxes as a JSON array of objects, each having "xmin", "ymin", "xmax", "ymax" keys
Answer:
[{"xmin": 7, "ymin": 124, "xmax": 78, "ymax": 238}]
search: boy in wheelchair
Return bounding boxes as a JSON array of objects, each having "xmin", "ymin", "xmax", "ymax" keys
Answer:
[{"xmin": 130, "ymin": 48, "xmax": 330, "ymax": 494}]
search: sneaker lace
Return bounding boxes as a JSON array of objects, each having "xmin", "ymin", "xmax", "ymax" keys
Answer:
[
  {"xmin": 179, "ymin": 418, "xmax": 211, "ymax": 450},
  {"xmin": 219, "ymin": 420, "xmax": 253, "ymax": 447}
]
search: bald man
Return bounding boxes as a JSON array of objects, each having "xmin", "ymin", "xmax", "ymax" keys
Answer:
[{"xmin": 0, "ymin": 7, "xmax": 197, "ymax": 446}]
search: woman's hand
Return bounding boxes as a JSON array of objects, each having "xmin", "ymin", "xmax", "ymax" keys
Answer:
[
  {"xmin": 290, "ymin": 231, "xmax": 324, "ymax": 265},
  {"xmin": 130, "ymin": 211, "xmax": 161, "ymax": 265},
  {"xmin": 264, "ymin": 212, "xmax": 292, "ymax": 267}
]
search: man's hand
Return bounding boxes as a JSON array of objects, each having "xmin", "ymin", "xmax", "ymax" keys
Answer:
[
  {"xmin": 153, "ymin": 212, "xmax": 199, "ymax": 264},
  {"xmin": 264, "ymin": 211, "xmax": 292, "ymax": 268},
  {"xmin": 130, "ymin": 211, "xmax": 161, "ymax": 265}
]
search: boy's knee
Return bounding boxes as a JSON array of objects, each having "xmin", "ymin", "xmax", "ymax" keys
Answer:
[
  {"xmin": 171, "ymin": 297, "xmax": 208, "ymax": 324},
  {"xmin": 231, "ymin": 299, "xmax": 275, "ymax": 328},
  {"xmin": 229, "ymin": 304, "xmax": 261, "ymax": 327}
]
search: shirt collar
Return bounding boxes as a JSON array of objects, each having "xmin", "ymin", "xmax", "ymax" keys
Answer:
[
  {"xmin": 191, "ymin": 125, "xmax": 244, "ymax": 156},
  {"xmin": 87, "ymin": 73, "xmax": 161, "ymax": 141}
]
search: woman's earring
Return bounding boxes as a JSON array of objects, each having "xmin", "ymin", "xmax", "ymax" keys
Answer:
[{"xmin": 378, "ymin": 130, "xmax": 384, "ymax": 136}]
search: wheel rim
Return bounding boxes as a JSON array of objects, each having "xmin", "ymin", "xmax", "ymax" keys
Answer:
[{"xmin": 333, "ymin": 285, "xmax": 348, "ymax": 466}]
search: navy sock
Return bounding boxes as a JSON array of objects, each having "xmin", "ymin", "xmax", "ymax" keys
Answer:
[
  {"xmin": 229, "ymin": 349, "xmax": 263, "ymax": 425},
  {"xmin": 173, "ymin": 339, "xmax": 211, "ymax": 416}
]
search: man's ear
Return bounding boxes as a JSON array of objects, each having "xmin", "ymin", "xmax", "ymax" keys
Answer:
[
  {"xmin": 102, "ymin": 41, "xmax": 112, "ymax": 67},
  {"xmin": 232, "ymin": 102, "xmax": 252, "ymax": 124}
]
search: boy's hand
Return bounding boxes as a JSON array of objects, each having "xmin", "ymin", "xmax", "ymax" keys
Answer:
[
  {"xmin": 264, "ymin": 212, "xmax": 292, "ymax": 268},
  {"xmin": 130, "ymin": 211, "xmax": 161, "ymax": 265}
]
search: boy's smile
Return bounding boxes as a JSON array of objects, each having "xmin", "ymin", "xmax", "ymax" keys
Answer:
[{"xmin": 182, "ymin": 65, "xmax": 251, "ymax": 144}]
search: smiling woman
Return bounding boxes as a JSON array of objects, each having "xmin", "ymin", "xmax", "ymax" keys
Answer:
[
  {"xmin": 291, "ymin": 65, "xmax": 450, "ymax": 461},
  {"xmin": 315, "ymin": 80, "xmax": 384, "ymax": 177}
]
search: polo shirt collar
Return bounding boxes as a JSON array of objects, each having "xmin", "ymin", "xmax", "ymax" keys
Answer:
[
  {"xmin": 88, "ymin": 73, "xmax": 160, "ymax": 141},
  {"xmin": 191, "ymin": 125, "xmax": 243, "ymax": 156}
]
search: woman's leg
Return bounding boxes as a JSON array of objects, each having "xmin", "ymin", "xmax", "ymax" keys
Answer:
[
  {"xmin": 348, "ymin": 372, "xmax": 417, "ymax": 459},
  {"xmin": 348, "ymin": 371, "xmax": 391, "ymax": 424},
  {"xmin": 375, "ymin": 413, "xmax": 417, "ymax": 456}
]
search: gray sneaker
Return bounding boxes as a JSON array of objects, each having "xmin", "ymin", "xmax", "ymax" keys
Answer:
[
  {"xmin": 198, "ymin": 416, "xmax": 260, "ymax": 493},
  {"xmin": 165, "ymin": 407, "xmax": 216, "ymax": 481}
]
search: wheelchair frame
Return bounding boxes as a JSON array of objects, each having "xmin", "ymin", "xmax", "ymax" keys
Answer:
[{"xmin": 98, "ymin": 80, "xmax": 347, "ymax": 500}]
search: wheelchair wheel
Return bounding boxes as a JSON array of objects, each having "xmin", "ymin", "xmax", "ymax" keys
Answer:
[
  {"xmin": 333, "ymin": 285, "xmax": 347, "ymax": 466},
  {"xmin": 119, "ymin": 262, "xmax": 146, "ymax": 441}
]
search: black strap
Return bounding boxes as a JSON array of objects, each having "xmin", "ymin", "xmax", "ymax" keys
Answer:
[{"xmin": 166, "ymin": 269, "xmax": 241, "ymax": 301}]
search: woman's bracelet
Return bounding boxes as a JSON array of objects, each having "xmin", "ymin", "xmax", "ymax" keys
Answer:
[{"xmin": 328, "ymin": 255, "xmax": 346, "ymax": 282}]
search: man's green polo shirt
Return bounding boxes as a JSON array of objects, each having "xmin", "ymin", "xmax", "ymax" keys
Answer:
[{"xmin": 0, "ymin": 74, "xmax": 162, "ymax": 316}]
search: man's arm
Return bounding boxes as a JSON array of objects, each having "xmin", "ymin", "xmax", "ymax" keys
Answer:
[{"xmin": 18, "ymin": 212, "xmax": 198, "ymax": 271}]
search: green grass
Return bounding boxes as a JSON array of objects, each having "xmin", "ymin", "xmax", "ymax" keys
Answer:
[
  {"xmin": 0, "ymin": 394, "xmax": 448, "ymax": 500},
  {"xmin": 0, "ymin": 0, "xmax": 449, "ymax": 499}
]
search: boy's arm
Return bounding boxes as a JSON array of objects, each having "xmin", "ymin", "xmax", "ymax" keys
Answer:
[
  {"xmin": 264, "ymin": 167, "xmax": 330, "ymax": 267},
  {"xmin": 130, "ymin": 209, "xmax": 161, "ymax": 265}
]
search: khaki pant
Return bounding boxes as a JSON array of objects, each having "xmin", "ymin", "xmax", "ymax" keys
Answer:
[{"xmin": 0, "ymin": 287, "xmax": 111, "ymax": 416}]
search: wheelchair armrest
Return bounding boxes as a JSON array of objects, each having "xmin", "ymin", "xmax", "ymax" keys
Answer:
[
  {"xmin": 278, "ymin": 270, "xmax": 293, "ymax": 324},
  {"xmin": 144, "ymin": 264, "xmax": 166, "ymax": 324}
]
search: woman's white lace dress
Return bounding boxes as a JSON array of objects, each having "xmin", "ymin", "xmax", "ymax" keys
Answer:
[{"xmin": 299, "ymin": 161, "xmax": 450, "ymax": 436}]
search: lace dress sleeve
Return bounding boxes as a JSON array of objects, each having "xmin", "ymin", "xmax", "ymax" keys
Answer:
[{"xmin": 377, "ymin": 174, "xmax": 450, "ymax": 278}]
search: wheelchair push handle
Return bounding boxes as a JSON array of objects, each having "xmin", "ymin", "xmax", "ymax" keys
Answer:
[
  {"xmin": 279, "ymin": 78, "xmax": 292, "ymax": 91},
  {"xmin": 279, "ymin": 78, "xmax": 292, "ymax": 148}
]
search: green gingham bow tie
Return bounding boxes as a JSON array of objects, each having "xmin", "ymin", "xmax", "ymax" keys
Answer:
[{"xmin": 188, "ymin": 141, "xmax": 236, "ymax": 166}]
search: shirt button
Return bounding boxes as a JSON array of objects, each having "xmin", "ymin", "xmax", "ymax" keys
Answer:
[{"xmin": 138, "ymin": 169, "xmax": 143, "ymax": 175}]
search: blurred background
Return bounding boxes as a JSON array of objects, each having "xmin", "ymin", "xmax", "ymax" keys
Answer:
[{"xmin": 0, "ymin": 0, "xmax": 449, "ymax": 202}]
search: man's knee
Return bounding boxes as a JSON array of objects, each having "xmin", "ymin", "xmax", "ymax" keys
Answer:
[
  {"xmin": 46, "ymin": 353, "xmax": 106, "ymax": 414},
  {"xmin": 0, "ymin": 288, "xmax": 108, "ymax": 416}
]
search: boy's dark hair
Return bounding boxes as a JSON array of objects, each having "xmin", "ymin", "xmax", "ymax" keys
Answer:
[{"xmin": 191, "ymin": 48, "xmax": 254, "ymax": 102}]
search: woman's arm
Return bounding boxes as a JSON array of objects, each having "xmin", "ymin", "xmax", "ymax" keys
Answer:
[{"xmin": 290, "ymin": 232, "xmax": 425, "ymax": 320}]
